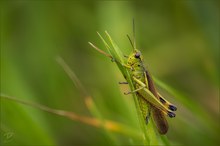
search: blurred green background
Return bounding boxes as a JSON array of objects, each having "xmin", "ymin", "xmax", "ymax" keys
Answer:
[{"xmin": 1, "ymin": 1, "xmax": 219, "ymax": 146}]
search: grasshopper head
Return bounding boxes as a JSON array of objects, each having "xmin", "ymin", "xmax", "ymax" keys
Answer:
[{"xmin": 127, "ymin": 49, "xmax": 144, "ymax": 66}]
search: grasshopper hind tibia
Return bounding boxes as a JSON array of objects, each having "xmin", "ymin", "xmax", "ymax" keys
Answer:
[
  {"xmin": 169, "ymin": 105, "xmax": 177, "ymax": 111},
  {"xmin": 158, "ymin": 94, "xmax": 177, "ymax": 111},
  {"xmin": 167, "ymin": 111, "xmax": 176, "ymax": 118}
]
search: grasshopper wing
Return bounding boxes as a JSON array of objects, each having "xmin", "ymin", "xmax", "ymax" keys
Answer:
[
  {"xmin": 145, "ymin": 70, "xmax": 169, "ymax": 134},
  {"xmin": 152, "ymin": 107, "xmax": 169, "ymax": 134}
]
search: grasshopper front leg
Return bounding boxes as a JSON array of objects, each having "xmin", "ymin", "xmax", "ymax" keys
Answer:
[
  {"xmin": 124, "ymin": 86, "xmax": 146, "ymax": 95},
  {"xmin": 119, "ymin": 80, "xmax": 147, "ymax": 95}
]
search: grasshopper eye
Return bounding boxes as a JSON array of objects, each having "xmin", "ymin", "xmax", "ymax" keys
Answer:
[{"xmin": 134, "ymin": 52, "xmax": 140, "ymax": 58}]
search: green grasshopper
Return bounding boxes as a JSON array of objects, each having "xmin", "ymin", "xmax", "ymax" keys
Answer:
[
  {"xmin": 122, "ymin": 44, "xmax": 177, "ymax": 135},
  {"xmin": 89, "ymin": 23, "xmax": 177, "ymax": 135}
]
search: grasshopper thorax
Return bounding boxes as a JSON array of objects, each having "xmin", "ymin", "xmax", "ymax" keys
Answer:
[{"xmin": 126, "ymin": 49, "xmax": 146, "ymax": 82}]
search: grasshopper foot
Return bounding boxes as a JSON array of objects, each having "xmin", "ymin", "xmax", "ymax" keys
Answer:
[
  {"xmin": 124, "ymin": 91, "xmax": 132, "ymax": 95},
  {"xmin": 119, "ymin": 82, "xmax": 128, "ymax": 84}
]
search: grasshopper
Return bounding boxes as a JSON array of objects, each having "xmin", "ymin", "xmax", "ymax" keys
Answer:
[
  {"xmin": 122, "ymin": 45, "xmax": 177, "ymax": 134},
  {"xmin": 89, "ymin": 22, "xmax": 177, "ymax": 135}
]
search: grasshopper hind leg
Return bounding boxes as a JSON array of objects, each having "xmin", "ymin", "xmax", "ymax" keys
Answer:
[{"xmin": 158, "ymin": 93, "xmax": 177, "ymax": 111}]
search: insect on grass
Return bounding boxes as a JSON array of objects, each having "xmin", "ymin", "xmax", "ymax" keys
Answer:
[{"xmin": 89, "ymin": 21, "xmax": 177, "ymax": 135}]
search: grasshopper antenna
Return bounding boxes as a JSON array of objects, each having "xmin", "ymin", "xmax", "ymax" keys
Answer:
[
  {"xmin": 127, "ymin": 19, "xmax": 137, "ymax": 51},
  {"xmin": 133, "ymin": 18, "xmax": 137, "ymax": 50},
  {"xmin": 127, "ymin": 34, "xmax": 134, "ymax": 50}
]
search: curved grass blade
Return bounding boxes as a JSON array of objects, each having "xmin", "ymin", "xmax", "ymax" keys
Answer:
[{"xmin": 0, "ymin": 94, "xmax": 142, "ymax": 139}]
